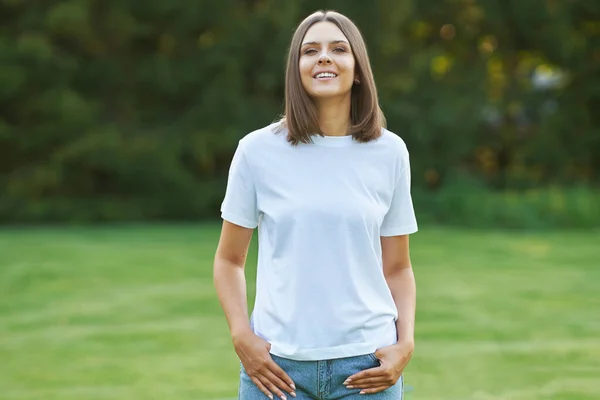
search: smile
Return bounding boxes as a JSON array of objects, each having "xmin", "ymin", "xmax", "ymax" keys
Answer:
[{"xmin": 314, "ymin": 72, "xmax": 338, "ymax": 80}]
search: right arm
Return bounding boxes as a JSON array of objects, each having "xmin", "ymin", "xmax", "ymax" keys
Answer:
[
  {"xmin": 213, "ymin": 220, "xmax": 254, "ymax": 339},
  {"xmin": 213, "ymin": 220, "xmax": 296, "ymax": 400}
]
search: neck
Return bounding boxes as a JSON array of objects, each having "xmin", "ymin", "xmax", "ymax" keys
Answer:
[{"xmin": 314, "ymin": 95, "xmax": 351, "ymax": 137}]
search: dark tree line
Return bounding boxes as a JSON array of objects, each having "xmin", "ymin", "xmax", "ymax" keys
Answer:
[{"xmin": 0, "ymin": 0, "xmax": 598, "ymax": 224}]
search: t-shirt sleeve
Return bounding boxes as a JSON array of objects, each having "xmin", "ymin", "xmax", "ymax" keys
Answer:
[
  {"xmin": 220, "ymin": 142, "xmax": 259, "ymax": 229},
  {"xmin": 380, "ymin": 146, "xmax": 418, "ymax": 237}
]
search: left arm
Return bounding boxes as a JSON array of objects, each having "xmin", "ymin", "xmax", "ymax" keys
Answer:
[
  {"xmin": 382, "ymin": 234, "xmax": 416, "ymax": 348},
  {"xmin": 345, "ymin": 142, "xmax": 418, "ymax": 394},
  {"xmin": 344, "ymin": 235, "xmax": 416, "ymax": 394}
]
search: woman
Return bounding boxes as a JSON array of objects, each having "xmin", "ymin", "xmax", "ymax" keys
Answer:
[{"xmin": 214, "ymin": 10, "xmax": 418, "ymax": 400}]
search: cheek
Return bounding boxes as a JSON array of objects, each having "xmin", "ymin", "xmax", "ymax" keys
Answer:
[
  {"xmin": 340, "ymin": 57, "xmax": 355, "ymax": 75},
  {"xmin": 299, "ymin": 58, "xmax": 313, "ymax": 77}
]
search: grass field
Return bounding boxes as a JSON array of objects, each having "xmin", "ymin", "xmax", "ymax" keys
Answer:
[{"xmin": 1, "ymin": 224, "xmax": 599, "ymax": 400}]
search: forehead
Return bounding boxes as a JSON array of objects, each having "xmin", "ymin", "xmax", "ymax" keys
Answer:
[{"xmin": 302, "ymin": 21, "xmax": 348, "ymax": 44}]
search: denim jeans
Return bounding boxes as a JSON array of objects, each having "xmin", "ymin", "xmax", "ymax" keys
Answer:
[{"xmin": 239, "ymin": 353, "xmax": 403, "ymax": 399}]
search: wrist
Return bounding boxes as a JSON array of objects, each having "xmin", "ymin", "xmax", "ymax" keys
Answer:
[
  {"xmin": 395, "ymin": 324, "xmax": 414, "ymax": 347},
  {"xmin": 231, "ymin": 325, "xmax": 254, "ymax": 344},
  {"xmin": 394, "ymin": 337, "xmax": 415, "ymax": 351}
]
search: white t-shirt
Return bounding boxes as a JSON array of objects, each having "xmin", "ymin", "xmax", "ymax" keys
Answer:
[{"xmin": 220, "ymin": 123, "xmax": 418, "ymax": 361}]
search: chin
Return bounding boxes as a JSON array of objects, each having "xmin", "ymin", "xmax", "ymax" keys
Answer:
[{"xmin": 308, "ymin": 88, "xmax": 352, "ymax": 99}]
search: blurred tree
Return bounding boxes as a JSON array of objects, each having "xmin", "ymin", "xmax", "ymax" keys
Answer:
[{"xmin": 0, "ymin": 0, "xmax": 598, "ymax": 223}]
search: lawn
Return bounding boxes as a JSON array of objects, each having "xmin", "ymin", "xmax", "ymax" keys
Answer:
[{"xmin": 0, "ymin": 224, "xmax": 599, "ymax": 400}]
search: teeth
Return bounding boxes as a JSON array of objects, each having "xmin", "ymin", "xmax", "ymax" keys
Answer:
[{"xmin": 316, "ymin": 73, "xmax": 337, "ymax": 78}]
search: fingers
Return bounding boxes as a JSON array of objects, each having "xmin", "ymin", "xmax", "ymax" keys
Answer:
[
  {"xmin": 357, "ymin": 386, "xmax": 390, "ymax": 394},
  {"xmin": 250, "ymin": 375, "xmax": 275, "ymax": 400},
  {"xmin": 247, "ymin": 358, "xmax": 296, "ymax": 399},
  {"xmin": 262, "ymin": 368, "xmax": 296, "ymax": 398},
  {"xmin": 345, "ymin": 376, "xmax": 389, "ymax": 388},
  {"xmin": 257, "ymin": 372, "xmax": 296, "ymax": 399},
  {"xmin": 344, "ymin": 366, "xmax": 397, "ymax": 391},
  {"xmin": 344, "ymin": 365, "xmax": 386, "ymax": 383},
  {"xmin": 268, "ymin": 360, "xmax": 297, "ymax": 394}
]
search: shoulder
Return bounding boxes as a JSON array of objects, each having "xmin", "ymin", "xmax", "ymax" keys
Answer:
[
  {"xmin": 377, "ymin": 128, "xmax": 409, "ymax": 154},
  {"xmin": 238, "ymin": 122, "xmax": 287, "ymax": 152},
  {"xmin": 367, "ymin": 129, "xmax": 410, "ymax": 165},
  {"xmin": 371, "ymin": 129, "xmax": 412, "ymax": 175}
]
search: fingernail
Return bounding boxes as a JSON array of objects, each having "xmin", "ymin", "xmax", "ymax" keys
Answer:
[
  {"xmin": 280, "ymin": 395, "xmax": 287, "ymax": 400},
  {"xmin": 359, "ymin": 391, "xmax": 365, "ymax": 395},
  {"xmin": 290, "ymin": 383, "xmax": 296, "ymax": 390},
  {"xmin": 343, "ymin": 379, "xmax": 351, "ymax": 385},
  {"xmin": 347, "ymin": 385, "xmax": 354, "ymax": 389},
  {"xmin": 268, "ymin": 395, "xmax": 273, "ymax": 400},
  {"xmin": 291, "ymin": 392, "xmax": 296, "ymax": 398}
]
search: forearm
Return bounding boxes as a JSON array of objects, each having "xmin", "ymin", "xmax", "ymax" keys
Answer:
[
  {"xmin": 213, "ymin": 258, "xmax": 253, "ymax": 339},
  {"xmin": 385, "ymin": 266, "xmax": 416, "ymax": 344}
]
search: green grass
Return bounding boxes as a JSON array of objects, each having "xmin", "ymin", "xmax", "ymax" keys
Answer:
[{"xmin": 1, "ymin": 224, "xmax": 599, "ymax": 400}]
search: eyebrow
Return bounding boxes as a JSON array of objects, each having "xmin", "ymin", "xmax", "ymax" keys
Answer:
[{"xmin": 301, "ymin": 40, "xmax": 349, "ymax": 46}]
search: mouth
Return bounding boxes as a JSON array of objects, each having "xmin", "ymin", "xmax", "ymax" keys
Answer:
[{"xmin": 313, "ymin": 72, "xmax": 338, "ymax": 80}]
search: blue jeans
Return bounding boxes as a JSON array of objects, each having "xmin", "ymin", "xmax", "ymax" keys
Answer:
[{"xmin": 239, "ymin": 353, "xmax": 403, "ymax": 399}]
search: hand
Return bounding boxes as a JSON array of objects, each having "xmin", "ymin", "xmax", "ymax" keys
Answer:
[
  {"xmin": 233, "ymin": 330, "xmax": 296, "ymax": 399},
  {"xmin": 343, "ymin": 340, "xmax": 414, "ymax": 395}
]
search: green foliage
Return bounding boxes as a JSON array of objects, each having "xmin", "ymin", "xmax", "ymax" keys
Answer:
[
  {"xmin": 0, "ymin": 0, "xmax": 598, "ymax": 224},
  {"xmin": 415, "ymin": 184, "xmax": 600, "ymax": 229}
]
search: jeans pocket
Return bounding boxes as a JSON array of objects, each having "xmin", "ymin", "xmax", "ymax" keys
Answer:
[{"xmin": 367, "ymin": 353, "xmax": 380, "ymax": 363}]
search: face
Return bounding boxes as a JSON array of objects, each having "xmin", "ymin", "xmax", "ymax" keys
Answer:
[{"xmin": 299, "ymin": 21, "xmax": 357, "ymax": 100}]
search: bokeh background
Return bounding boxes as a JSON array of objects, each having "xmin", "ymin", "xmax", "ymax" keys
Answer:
[{"xmin": 1, "ymin": 1, "xmax": 599, "ymax": 399}]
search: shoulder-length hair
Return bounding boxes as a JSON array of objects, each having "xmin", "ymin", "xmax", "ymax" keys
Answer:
[{"xmin": 277, "ymin": 10, "xmax": 386, "ymax": 145}]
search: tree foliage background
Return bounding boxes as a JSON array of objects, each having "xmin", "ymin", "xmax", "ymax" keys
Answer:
[{"xmin": 1, "ymin": 0, "xmax": 599, "ymax": 227}]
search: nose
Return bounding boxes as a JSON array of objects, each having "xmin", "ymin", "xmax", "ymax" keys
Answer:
[{"xmin": 317, "ymin": 53, "xmax": 332, "ymax": 65}]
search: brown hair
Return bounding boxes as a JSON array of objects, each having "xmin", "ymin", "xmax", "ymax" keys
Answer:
[{"xmin": 277, "ymin": 10, "xmax": 386, "ymax": 145}]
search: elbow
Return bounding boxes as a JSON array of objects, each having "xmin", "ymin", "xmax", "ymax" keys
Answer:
[
  {"xmin": 213, "ymin": 253, "xmax": 245, "ymax": 276},
  {"xmin": 383, "ymin": 261, "xmax": 413, "ymax": 280}
]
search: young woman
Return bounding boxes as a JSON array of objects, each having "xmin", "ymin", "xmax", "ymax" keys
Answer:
[{"xmin": 214, "ymin": 10, "xmax": 418, "ymax": 400}]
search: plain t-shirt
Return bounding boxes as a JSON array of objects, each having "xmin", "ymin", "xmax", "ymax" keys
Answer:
[{"xmin": 220, "ymin": 123, "xmax": 418, "ymax": 361}]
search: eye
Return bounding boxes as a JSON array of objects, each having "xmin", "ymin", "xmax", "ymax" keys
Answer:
[
  {"xmin": 303, "ymin": 48, "xmax": 317, "ymax": 55},
  {"xmin": 333, "ymin": 47, "xmax": 347, "ymax": 52}
]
